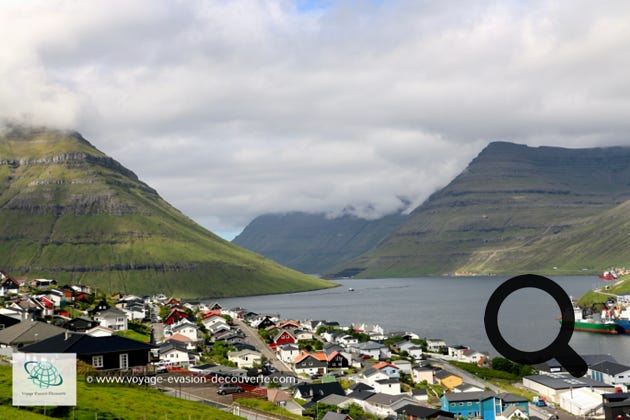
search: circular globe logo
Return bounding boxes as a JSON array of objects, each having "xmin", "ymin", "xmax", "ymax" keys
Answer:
[{"xmin": 24, "ymin": 360, "xmax": 64, "ymax": 389}]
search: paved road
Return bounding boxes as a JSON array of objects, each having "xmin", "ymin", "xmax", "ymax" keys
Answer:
[{"xmin": 234, "ymin": 319, "xmax": 292, "ymax": 373}]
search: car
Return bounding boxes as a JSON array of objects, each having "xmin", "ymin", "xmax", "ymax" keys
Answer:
[
  {"xmin": 217, "ymin": 383, "xmax": 243, "ymax": 395},
  {"xmin": 155, "ymin": 364, "xmax": 168, "ymax": 374}
]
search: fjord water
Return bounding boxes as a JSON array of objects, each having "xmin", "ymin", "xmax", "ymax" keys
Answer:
[{"xmin": 218, "ymin": 276, "xmax": 630, "ymax": 365}]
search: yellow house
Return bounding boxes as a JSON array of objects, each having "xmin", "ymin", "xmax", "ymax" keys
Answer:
[{"xmin": 434, "ymin": 369, "xmax": 463, "ymax": 390}]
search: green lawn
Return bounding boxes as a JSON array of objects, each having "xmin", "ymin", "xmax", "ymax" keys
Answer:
[{"xmin": 0, "ymin": 365, "xmax": 240, "ymax": 420}]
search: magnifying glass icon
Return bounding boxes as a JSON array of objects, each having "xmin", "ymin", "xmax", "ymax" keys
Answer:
[{"xmin": 484, "ymin": 274, "xmax": 587, "ymax": 378}]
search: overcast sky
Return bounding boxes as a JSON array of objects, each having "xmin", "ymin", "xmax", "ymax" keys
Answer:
[{"xmin": 2, "ymin": 1, "xmax": 630, "ymax": 240}]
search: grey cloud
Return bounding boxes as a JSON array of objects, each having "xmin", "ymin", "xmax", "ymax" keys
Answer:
[{"xmin": 2, "ymin": 0, "xmax": 630, "ymax": 238}]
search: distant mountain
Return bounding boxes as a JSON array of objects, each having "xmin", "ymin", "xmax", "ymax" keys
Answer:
[
  {"xmin": 233, "ymin": 211, "xmax": 406, "ymax": 274},
  {"xmin": 330, "ymin": 141, "xmax": 630, "ymax": 277},
  {"xmin": 0, "ymin": 127, "xmax": 333, "ymax": 297}
]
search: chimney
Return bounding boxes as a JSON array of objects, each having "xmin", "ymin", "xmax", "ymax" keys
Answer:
[{"xmin": 64, "ymin": 330, "xmax": 71, "ymax": 341}]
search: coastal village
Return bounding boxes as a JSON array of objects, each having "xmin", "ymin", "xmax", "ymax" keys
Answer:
[{"xmin": 1, "ymin": 269, "xmax": 630, "ymax": 420}]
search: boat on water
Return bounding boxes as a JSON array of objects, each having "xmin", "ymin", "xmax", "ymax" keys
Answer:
[
  {"xmin": 599, "ymin": 271, "xmax": 618, "ymax": 280},
  {"xmin": 611, "ymin": 306, "xmax": 630, "ymax": 334},
  {"xmin": 561, "ymin": 306, "xmax": 618, "ymax": 334}
]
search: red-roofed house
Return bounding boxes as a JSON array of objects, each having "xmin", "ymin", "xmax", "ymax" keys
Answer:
[
  {"xmin": 294, "ymin": 352, "xmax": 328, "ymax": 375},
  {"xmin": 164, "ymin": 308, "xmax": 189, "ymax": 325},
  {"xmin": 372, "ymin": 361, "xmax": 400, "ymax": 378},
  {"xmin": 271, "ymin": 330, "xmax": 296, "ymax": 350}
]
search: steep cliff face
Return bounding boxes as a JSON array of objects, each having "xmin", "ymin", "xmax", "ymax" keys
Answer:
[
  {"xmin": 332, "ymin": 142, "xmax": 630, "ymax": 277},
  {"xmin": 0, "ymin": 127, "xmax": 333, "ymax": 297}
]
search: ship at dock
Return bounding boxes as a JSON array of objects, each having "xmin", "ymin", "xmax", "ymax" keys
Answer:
[
  {"xmin": 562, "ymin": 306, "xmax": 618, "ymax": 334},
  {"xmin": 610, "ymin": 305, "xmax": 630, "ymax": 334}
]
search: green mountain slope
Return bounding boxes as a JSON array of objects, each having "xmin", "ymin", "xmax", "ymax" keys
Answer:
[
  {"xmin": 233, "ymin": 211, "xmax": 407, "ymax": 274},
  {"xmin": 0, "ymin": 127, "xmax": 334, "ymax": 297},
  {"xmin": 333, "ymin": 141, "xmax": 630, "ymax": 277}
]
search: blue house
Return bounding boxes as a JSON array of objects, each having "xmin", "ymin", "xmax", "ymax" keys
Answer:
[{"xmin": 441, "ymin": 391, "xmax": 529, "ymax": 420}]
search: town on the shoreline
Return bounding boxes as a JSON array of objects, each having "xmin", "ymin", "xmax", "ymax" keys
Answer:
[{"xmin": 1, "ymin": 269, "xmax": 629, "ymax": 420}]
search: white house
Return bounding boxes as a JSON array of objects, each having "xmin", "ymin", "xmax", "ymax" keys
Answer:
[
  {"xmin": 426, "ymin": 339, "xmax": 446, "ymax": 353},
  {"xmin": 159, "ymin": 342, "xmax": 192, "ymax": 368},
  {"xmin": 169, "ymin": 319, "xmax": 200, "ymax": 342},
  {"xmin": 93, "ymin": 307, "xmax": 128, "ymax": 331},
  {"xmin": 228, "ymin": 349, "xmax": 263, "ymax": 369},
  {"xmin": 588, "ymin": 361, "xmax": 630, "ymax": 390},
  {"xmin": 397, "ymin": 341, "xmax": 423, "ymax": 360},
  {"xmin": 85, "ymin": 325, "xmax": 113, "ymax": 337},
  {"xmin": 373, "ymin": 378, "xmax": 401, "ymax": 395},
  {"xmin": 278, "ymin": 344, "xmax": 301, "ymax": 364},
  {"xmin": 201, "ymin": 314, "xmax": 228, "ymax": 330}
]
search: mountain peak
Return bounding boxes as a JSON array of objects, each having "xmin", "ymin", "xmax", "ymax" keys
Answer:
[{"xmin": 0, "ymin": 128, "xmax": 333, "ymax": 297}]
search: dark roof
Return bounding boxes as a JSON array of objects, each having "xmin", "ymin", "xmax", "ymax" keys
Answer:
[
  {"xmin": 0, "ymin": 314, "xmax": 21, "ymax": 329},
  {"xmin": 21, "ymin": 332, "xmax": 154, "ymax": 354},
  {"xmin": 497, "ymin": 392, "xmax": 528, "ymax": 403},
  {"xmin": 524, "ymin": 374, "xmax": 615, "ymax": 390},
  {"xmin": 375, "ymin": 378, "xmax": 399, "ymax": 385},
  {"xmin": 412, "ymin": 389, "xmax": 428, "ymax": 396},
  {"xmin": 589, "ymin": 360, "xmax": 630, "ymax": 375},
  {"xmin": 365, "ymin": 392, "xmax": 407, "ymax": 406},
  {"xmin": 434, "ymin": 370, "xmax": 458, "ymax": 379},
  {"xmin": 347, "ymin": 390, "xmax": 376, "ymax": 401},
  {"xmin": 535, "ymin": 354, "xmax": 617, "ymax": 372},
  {"xmin": 296, "ymin": 382, "xmax": 345, "ymax": 402},
  {"xmin": 349, "ymin": 382, "xmax": 374, "ymax": 392},
  {"xmin": 396, "ymin": 404, "xmax": 451, "ymax": 418}
]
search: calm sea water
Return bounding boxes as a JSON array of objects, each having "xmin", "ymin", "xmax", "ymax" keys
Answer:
[{"xmin": 216, "ymin": 276, "xmax": 630, "ymax": 365}]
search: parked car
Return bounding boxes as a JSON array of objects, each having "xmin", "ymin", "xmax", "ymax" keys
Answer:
[{"xmin": 217, "ymin": 383, "xmax": 243, "ymax": 395}]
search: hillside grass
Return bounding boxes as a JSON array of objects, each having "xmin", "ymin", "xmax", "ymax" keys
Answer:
[
  {"xmin": 1, "ymin": 129, "xmax": 336, "ymax": 298},
  {"xmin": 0, "ymin": 365, "xmax": 239, "ymax": 419}
]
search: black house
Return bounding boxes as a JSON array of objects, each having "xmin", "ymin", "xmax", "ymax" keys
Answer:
[
  {"xmin": 22, "ymin": 332, "xmax": 154, "ymax": 370},
  {"xmin": 63, "ymin": 317, "xmax": 100, "ymax": 332},
  {"xmin": 0, "ymin": 314, "xmax": 21, "ymax": 330},
  {"xmin": 603, "ymin": 392, "xmax": 630, "ymax": 420}
]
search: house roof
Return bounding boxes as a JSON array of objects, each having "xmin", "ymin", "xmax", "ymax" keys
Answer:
[
  {"xmin": 349, "ymin": 382, "xmax": 374, "ymax": 392},
  {"xmin": 375, "ymin": 378, "xmax": 399, "ymax": 385},
  {"xmin": 434, "ymin": 370, "xmax": 459, "ymax": 380},
  {"xmin": 0, "ymin": 320, "xmax": 67, "ymax": 345},
  {"xmin": 346, "ymin": 390, "xmax": 375, "ymax": 401},
  {"xmin": 589, "ymin": 360, "xmax": 630, "ymax": 376},
  {"xmin": 443, "ymin": 391, "xmax": 495, "ymax": 403},
  {"xmin": 373, "ymin": 361, "xmax": 399, "ymax": 370},
  {"xmin": 524, "ymin": 374, "xmax": 614, "ymax": 390},
  {"xmin": 267, "ymin": 388, "xmax": 292, "ymax": 403},
  {"xmin": 396, "ymin": 404, "xmax": 447, "ymax": 418},
  {"xmin": 318, "ymin": 393, "xmax": 351, "ymax": 406},
  {"xmin": 365, "ymin": 392, "xmax": 407, "ymax": 406},
  {"xmin": 165, "ymin": 333, "xmax": 193, "ymax": 343},
  {"xmin": 22, "ymin": 332, "xmax": 154, "ymax": 354},
  {"xmin": 159, "ymin": 341, "xmax": 189, "ymax": 354},
  {"xmin": 296, "ymin": 382, "xmax": 345, "ymax": 402},
  {"xmin": 497, "ymin": 392, "xmax": 528, "ymax": 403},
  {"xmin": 294, "ymin": 351, "xmax": 327, "ymax": 364}
]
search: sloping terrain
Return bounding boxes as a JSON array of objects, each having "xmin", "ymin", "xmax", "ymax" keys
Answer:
[
  {"xmin": 0, "ymin": 127, "xmax": 333, "ymax": 297},
  {"xmin": 332, "ymin": 142, "xmax": 630, "ymax": 277},
  {"xmin": 233, "ymin": 211, "xmax": 406, "ymax": 274}
]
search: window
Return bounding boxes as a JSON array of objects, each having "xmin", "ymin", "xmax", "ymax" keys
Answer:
[
  {"xmin": 92, "ymin": 355, "xmax": 104, "ymax": 368},
  {"xmin": 120, "ymin": 353, "xmax": 129, "ymax": 369},
  {"xmin": 467, "ymin": 402, "xmax": 472, "ymax": 406},
  {"xmin": 459, "ymin": 402, "xmax": 464, "ymax": 406}
]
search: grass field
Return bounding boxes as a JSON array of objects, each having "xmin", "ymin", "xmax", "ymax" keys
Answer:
[{"xmin": 0, "ymin": 365, "xmax": 240, "ymax": 420}]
